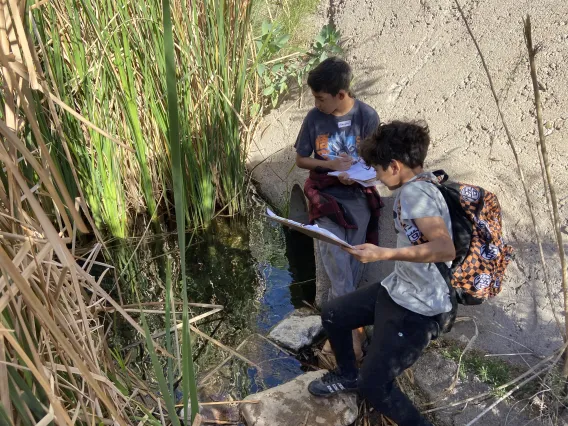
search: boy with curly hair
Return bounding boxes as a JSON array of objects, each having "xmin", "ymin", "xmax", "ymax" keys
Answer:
[{"xmin": 308, "ymin": 121, "xmax": 456, "ymax": 426}]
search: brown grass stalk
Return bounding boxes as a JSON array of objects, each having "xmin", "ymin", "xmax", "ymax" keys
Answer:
[
  {"xmin": 453, "ymin": 0, "xmax": 564, "ymax": 338},
  {"xmin": 0, "ymin": 5, "xmax": 171, "ymax": 422},
  {"xmin": 423, "ymin": 340, "xmax": 568, "ymax": 415},
  {"xmin": 523, "ymin": 15, "xmax": 568, "ymax": 376}
]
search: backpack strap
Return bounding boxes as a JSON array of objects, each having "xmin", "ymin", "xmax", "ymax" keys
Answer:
[{"xmin": 434, "ymin": 261, "xmax": 458, "ymax": 333}]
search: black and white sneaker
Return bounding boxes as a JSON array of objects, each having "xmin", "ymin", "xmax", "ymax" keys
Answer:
[{"xmin": 308, "ymin": 370, "xmax": 358, "ymax": 397}]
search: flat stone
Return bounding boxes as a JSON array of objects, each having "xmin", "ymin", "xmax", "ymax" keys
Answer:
[
  {"xmin": 240, "ymin": 371, "xmax": 358, "ymax": 426},
  {"xmin": 268, "ymin": 314, "xmax": 323, "ymax": 351}
]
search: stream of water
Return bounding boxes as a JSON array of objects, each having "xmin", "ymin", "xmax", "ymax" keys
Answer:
[{"xmin": 104, "ymin": 203, "xmax": 317, "ymax": 412}]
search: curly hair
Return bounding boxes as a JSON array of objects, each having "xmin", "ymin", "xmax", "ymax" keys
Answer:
[
  {"xmin": 307, "ymin": 57, "xmax": 352, "ymax": 96},
  {"xmin": 359, "ymin": 120, "xmax": 430, "ymax": 170}
]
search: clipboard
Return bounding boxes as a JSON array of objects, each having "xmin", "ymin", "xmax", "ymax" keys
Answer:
[{"xmin": 264, "ymin": 209, "xmax": 354, "ymax": 249}]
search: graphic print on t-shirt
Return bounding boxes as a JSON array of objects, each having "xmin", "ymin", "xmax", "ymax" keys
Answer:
[{"xmin": 315, "ymin": 131, "xmax": 361, "ymax": 160}]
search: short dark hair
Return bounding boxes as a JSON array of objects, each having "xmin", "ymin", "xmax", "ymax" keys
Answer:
[
  {"xmin": 307, "ymin": 57, "xmax": 352, "ymax": 96},
  {"xmin": 360, "ymin": 121, "xmax": 430, "ymax": 170}
]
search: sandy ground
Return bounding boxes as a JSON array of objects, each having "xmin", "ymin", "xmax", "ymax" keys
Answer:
[{"xmin": 249, "ymin": 0, "xmax": 568, "ymax": 359}]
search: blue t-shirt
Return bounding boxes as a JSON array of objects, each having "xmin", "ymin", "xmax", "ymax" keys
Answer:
[{"xmin": 294, "ymin": 99, "xmax": 380, "ymax": 161}]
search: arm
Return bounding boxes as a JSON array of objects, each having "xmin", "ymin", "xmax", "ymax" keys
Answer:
[
  {"xmin": 295, "ymin": 153, "xmax": 332, "ymax": 171},
  {"xmin": 295, "ymin": 153, "xmax": 352, "ymax": 172},
  {"xmin": 343, "ymin": 216, "xmax": 455, "ymax": 264}
]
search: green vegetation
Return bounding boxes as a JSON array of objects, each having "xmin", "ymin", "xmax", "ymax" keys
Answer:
[
  {"xmin": 439, "ymin": 345, "xmax": 513, "ymax": 389},
  {"xmin": 257, "ymin": 23, "xmax": 343, "ymax": 107},
  {"xmin": 32, "ymin": 0, "xmax": 258, "ymax": 237},
  {"xmin": 28, "ymin": 0, "xmax": 341, "ymax": 237},
  {"xmin": 252, "ymin": 0, "xmax": 321, "ymax": 50},
  {"xmin": 2, "ymin": 0, "xmax": 334, "ymax": 423}
]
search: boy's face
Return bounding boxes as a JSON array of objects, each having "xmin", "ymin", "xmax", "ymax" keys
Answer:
[
  {"xmin": 312, "ymin": 90, "xmax": 345, "ymax": 115},
  {"xmin": 374, "ymin": 161, "xmax": 403, "ymax": 190}
]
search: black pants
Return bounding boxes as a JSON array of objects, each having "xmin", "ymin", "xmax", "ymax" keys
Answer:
[{"xmin": 322, "ymin": 282, "xmax": 439, "ymax": 426}]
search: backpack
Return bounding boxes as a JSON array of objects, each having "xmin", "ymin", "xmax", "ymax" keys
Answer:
[{"xmin": 396, "ymin": 170, "xmax": 514, "ymax": 306}]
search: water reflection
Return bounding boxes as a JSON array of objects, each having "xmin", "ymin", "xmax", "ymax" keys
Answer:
[{"xmin": 104, "ymin": 203, "xmax": 316, "ymax": 397}]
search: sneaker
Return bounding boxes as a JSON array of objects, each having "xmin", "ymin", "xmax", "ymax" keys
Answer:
[{"xmin": 308, "ymin": 370, "xmax": 358, "ymax": 397}]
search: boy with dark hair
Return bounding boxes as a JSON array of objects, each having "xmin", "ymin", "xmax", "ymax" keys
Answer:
[
  {"xmin": 294, "ymin": 57, "xmax": 381, "ymax": 359},
  {"xmin": 308, "ymin": 121, "xmax": 456, "ymax": 426}
]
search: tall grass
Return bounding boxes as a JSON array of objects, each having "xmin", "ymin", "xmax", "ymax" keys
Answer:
[
  {"xmin": 1, "ymin": 0, "xmax": 255, "ymax": 424},
  {"xmin": 0, "ymin": 2, "xmax": 140, "ymax": 419},
  {"xmin": 162, "ymin": 0, "xmax": 199, "ymax": 421},
  {"xmin": 32, "ymin": 0, "xmax": 258, "ymax": 237}
]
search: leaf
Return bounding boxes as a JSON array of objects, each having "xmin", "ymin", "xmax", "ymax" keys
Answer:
[
  {"xmin": 261, "ymin": 20, "xmax": 271, "ymax": 36},
  {"xmin": 275, "ymin": 34, "xmax": 290, "ymax": 49},
  {"xmin": 331, "ymin": 45, "xmax": 343, "ymax": 54},
  {"xmin": 250, "ymin": 103, "xmax": 261, "ymax": 117},
  {"xmin": 257, "ymin": 63, "xmax": 266, "ymax": 76},
  {"xmin": 162, "ymin": 0, "xmax": 199, "ymax": 420},
  {"xmin": 263, "ymin": 86, "xmax": 275, "ymax": 96},
  {"xmin": 142, "ymin": 316, "xmax": 182, "ymax": 426},
  {"xmin": 319, "ymin": 51, "xmax": 328, "ymax": 63},
  {"xmin": 271, "ymin": 63, "xmax": 284, "ymax": 73}
]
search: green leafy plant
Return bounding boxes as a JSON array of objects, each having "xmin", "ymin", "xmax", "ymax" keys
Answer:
[
  {"xmin": 307, "ymin": 24, "xmax": 343, "ymax": 68},
  {"xmin": 256, "ymin": 23, "xmax": 343, "ymax": 108}
]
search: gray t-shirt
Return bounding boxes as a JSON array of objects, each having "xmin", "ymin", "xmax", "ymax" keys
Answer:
[
  {"xmin": 294, "ymin": 99, "xmax": 379, "ymax": 161},
  {"xmin": 381, "ymin": 172, "xmax": 453, "ymax": 316}
]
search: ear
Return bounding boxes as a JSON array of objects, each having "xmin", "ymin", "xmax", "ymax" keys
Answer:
[
  {"xmin": 390, "ymin": 160, "xmax": 401, "ymax": 174},
  {"xmin": 337, "ymin": 90, "xmax": 346, "ymax": 100}
]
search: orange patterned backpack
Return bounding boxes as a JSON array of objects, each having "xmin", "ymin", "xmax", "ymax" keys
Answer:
[{"xmin": 397, "ymin": 170, "xmax": 514, "ymax": 305}]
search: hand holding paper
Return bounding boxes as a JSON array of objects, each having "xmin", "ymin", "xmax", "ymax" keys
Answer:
[
  {"xmin": 328, "ymin": 161, "xmax": 380, "ymax": 187},
  {"xmin": 328, "ymin": 153, "xmax": 353, "ymax": 172}
]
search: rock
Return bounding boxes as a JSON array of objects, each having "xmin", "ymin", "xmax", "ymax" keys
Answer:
[
  {"xmin": 240, "ymin": 371, "xmax": 358, "ymax": 426},
  {"xmin": 268, "ymin": 313, "xmax": 324, "ymax": 351},
  {"xmin": 412, "ymin": 351, "xmax": 458, "ymax": 401}
]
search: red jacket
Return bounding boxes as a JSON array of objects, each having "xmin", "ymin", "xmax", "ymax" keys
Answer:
[{"xmin": 304, "ymin": 171, "xmax": 382, "ymax": 245}]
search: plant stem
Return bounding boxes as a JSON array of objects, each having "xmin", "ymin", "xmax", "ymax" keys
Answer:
[
  {"xmin": 454, "ymin": 0, "xmax": 564, "ymax": 339},
  {"xmin": 523, "ymin": 15, "xmax": 568, "ymax": 376}
]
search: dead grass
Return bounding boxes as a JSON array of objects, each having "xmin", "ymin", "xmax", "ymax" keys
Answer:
[{"xmin": 0, "ymin": 1, "xmax": 242, "ymax": 424}]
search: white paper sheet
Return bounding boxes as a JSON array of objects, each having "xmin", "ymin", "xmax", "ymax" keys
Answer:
[
  {"xmin": 328, "ymin": 161, "xmax": 376, "ymax": 182},
  {"xmin": 265, "ymin": 209, "xmax": 354, "ymax": 248}
]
